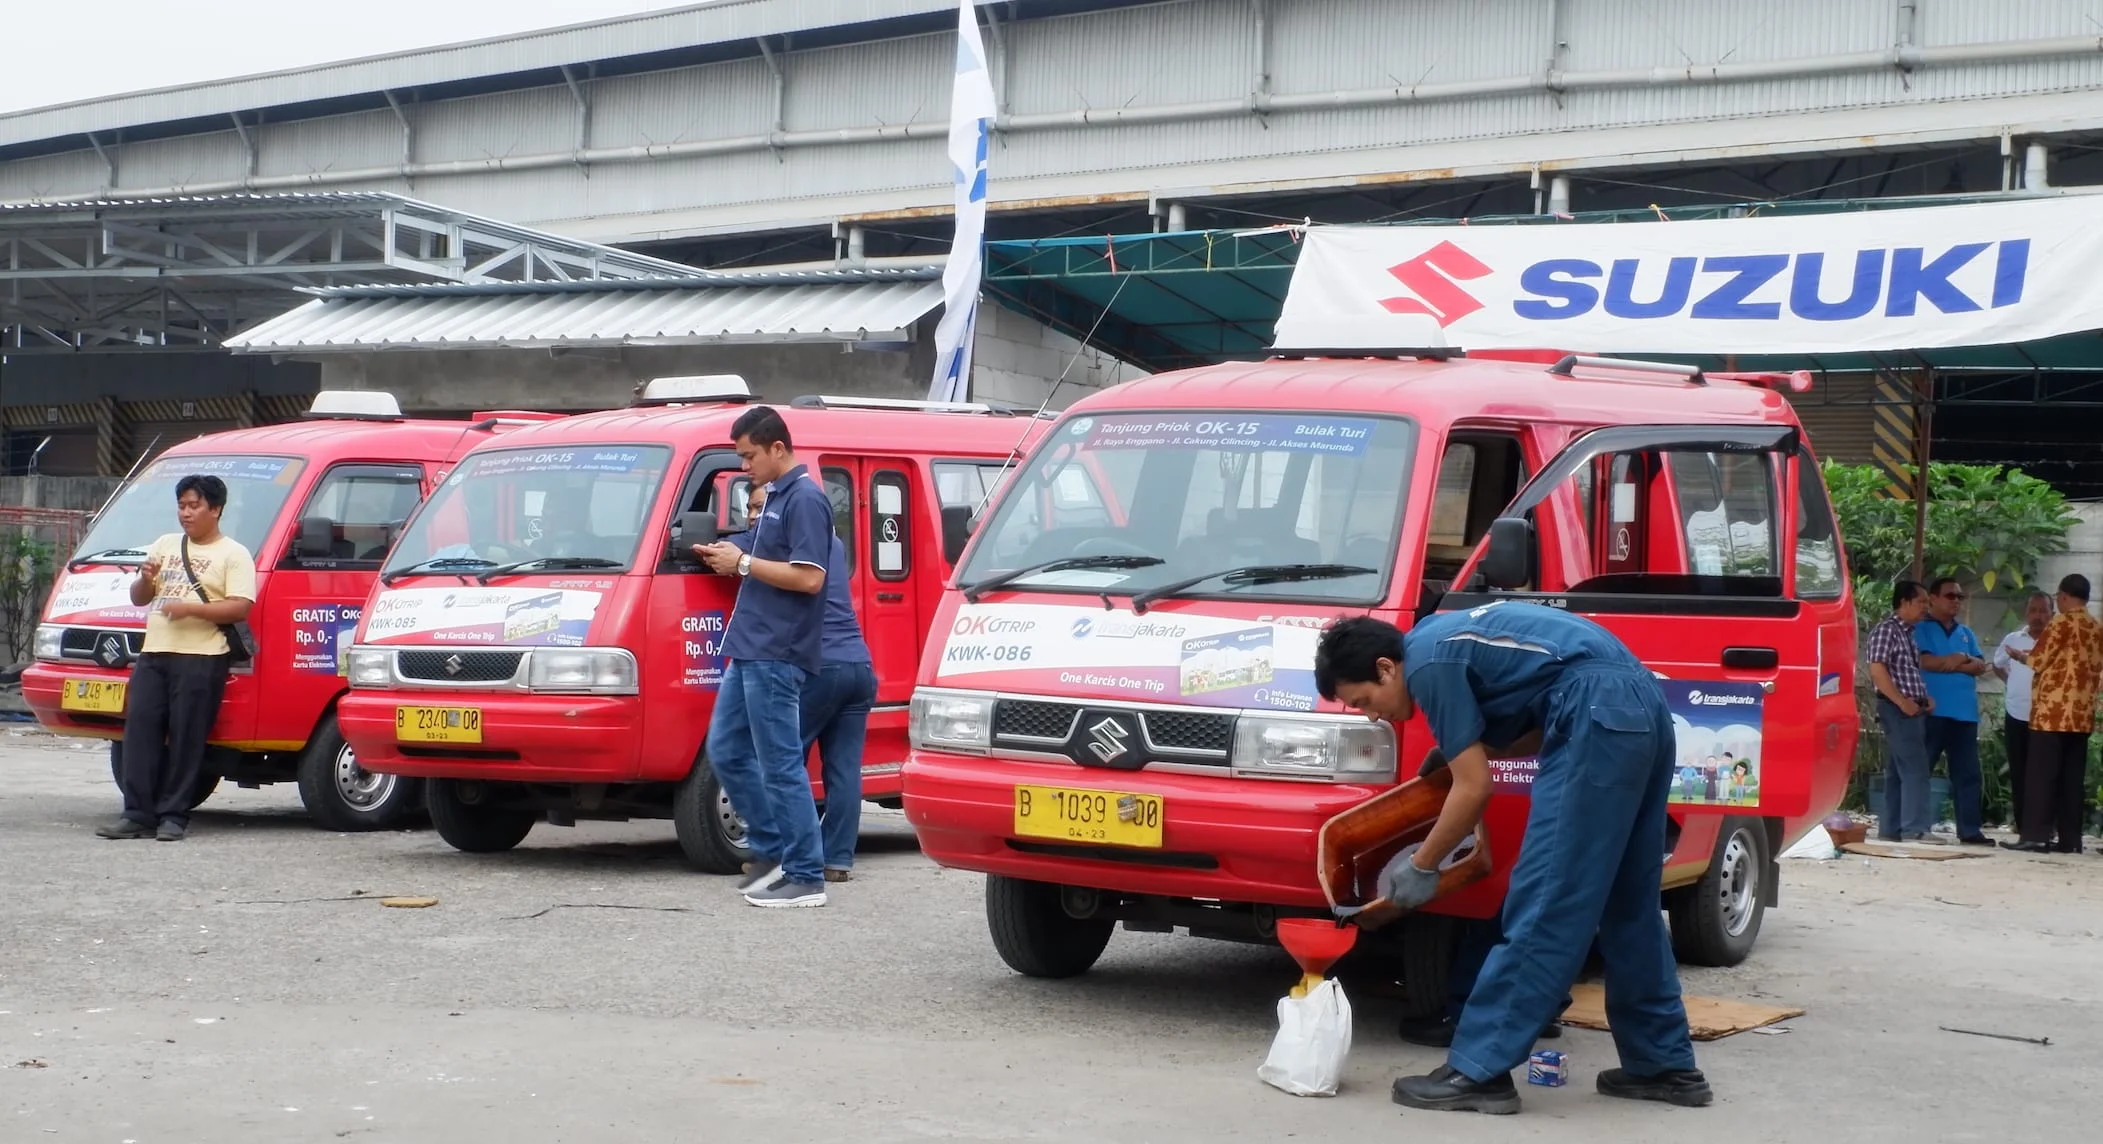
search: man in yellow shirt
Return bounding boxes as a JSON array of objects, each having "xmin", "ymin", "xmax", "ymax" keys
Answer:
[{"xmin": 96, "ymin": 475, "xmax": 256, "ymax": 842}]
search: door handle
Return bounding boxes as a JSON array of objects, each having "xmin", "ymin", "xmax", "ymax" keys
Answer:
[
  {"xmin": 1721, "ymin": 647, "xmax": 1779, "ymax": 670},
  {"xmin": 877, "ymin": 592, "xmax": 904, "ymax": 603}
]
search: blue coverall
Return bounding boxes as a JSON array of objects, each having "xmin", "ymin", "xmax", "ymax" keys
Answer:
[{"xmin": 1403, "ymin": 600, "xmax": 1697, "ymax": 1083}]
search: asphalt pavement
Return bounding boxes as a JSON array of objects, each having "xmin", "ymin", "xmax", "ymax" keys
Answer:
[{"xmin": 3, "ymin": 724, "xmax": 2098, "ymax": 1143}]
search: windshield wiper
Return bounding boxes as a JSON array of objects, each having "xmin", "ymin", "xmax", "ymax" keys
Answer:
[
  {"xmin": 381, "ymin": 556, "xmax": 497, "ymax": 585},
  {"xmin": 1130, "ymin": 563, "xmax": 1379, "ymax": 614},
  {"xmin": 962, "ymin": 554, "xmax": 1164, "ymax": 603},
  {"xmin": 67, "ymin": 547, "xmax": 146, "ymax": 572},
  {"xmin": 476, "ymin": 556, "xmax": 624, "ymax": 584}
]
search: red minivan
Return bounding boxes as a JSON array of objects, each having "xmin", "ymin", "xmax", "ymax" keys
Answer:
[
  {"xmin": 338, "ymin": 378, "xmax": 1047, "ymax": 870},
  {"xmin": 903, "ymin": 352, "xmax": 1858, "ymax": 1008},
  {"xmin": 24, "ymin": 392, "xmax": 557, "ymax": 829}
]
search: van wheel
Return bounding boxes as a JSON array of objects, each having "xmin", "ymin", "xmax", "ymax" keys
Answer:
[
  {"xmin": 1667, "ymin": 816, "xmax": 1766, "ymax": 967},
  {"xmin": 985, "ymin": 876, "xmax": 1115, "ymax": 979},
  {"xmin": 1398, "ymin": 914, "xmax": 1462, "ymax": 1020},
  {"xmin": 426, "ymin": 779, "xmax": 536, "ymax": 853},
  {"xmin": 296, "ymin": 715, "xmax": 423, "ymax": 832},
  {"xmin": 673, "ymin": 756, "xmax": 751, "ymax": 875}
]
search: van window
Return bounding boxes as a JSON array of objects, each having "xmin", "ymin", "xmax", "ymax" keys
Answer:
[
  {"xmin": 73, "ymin": 455, "xmax": 307, "ymax": 561},
  {"xmin": 1667, "ymin": 452, "xmax": 1776, "ymax": 577},
  {"xmin": 959, "ymin": 412, "xmax": 1413, "ymax": 604},
  {"xmin": 824, "ymin": 467, "xmax": 856, "ymax": 574},
  {"xmin": 934, "ymin": 461, "xmax": 1012, "ymax": 515},
  {"xmin": 297, "ymin": 464, "xmax": 424, "ymax": 562},
  {"xmin": 871, "ymin": 469, "xmax": 910, "ymax": 581},
  {"xmin": 388, "ymin": 445, "xmax": 674, "ymax": 572},
  {"xmin": 1795, "ymin": 448, "xmax": 1844, "ymax": 599}
]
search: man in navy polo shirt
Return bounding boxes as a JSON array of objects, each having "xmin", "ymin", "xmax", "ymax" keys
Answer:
[{"xmin": 695, "ymin": 406, "xmax": 834, "ymax": 908}]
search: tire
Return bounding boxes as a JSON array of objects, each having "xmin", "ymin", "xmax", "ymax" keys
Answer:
[
  {"xmin": 111, "ymin": 740, "xmax": 220, "ymax": 810},
  {"xmin": 985, "ymin": 875, "xmax": 1115, "ymax": 979},
  {"xmin": 1667, "ymin": 816, "xmax": 1767, "ymax": 967},
  {"xmin": 1397, "ymin": 914, "xmax": 1462, "ymax": 1020},
  {"xmin": 425, "ymin": 779, "xmax": 537, "ymax": 854},
  {"xmin": 296, "ymin": 715, "xmax": 423, "ymax": 832},
  {"xmin": 673, "ymin": 756, "xmax": 752, "ymax": 874}
]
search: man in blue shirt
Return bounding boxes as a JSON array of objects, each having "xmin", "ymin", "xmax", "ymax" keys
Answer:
[
  {"xmin": 730, "ymin": 481, "xmax": 878, "ymax": 881},
  {"xmin": 695, "ymin": 407, "xmax": 834, "ymax": 908},
  {"xmin": 1315, "ymin": 604, "xmax": 1705, "ymax": 1116},
  {"xmin": 1914, "ymin": 577, "xmax": 1994, "ymax": 845}
]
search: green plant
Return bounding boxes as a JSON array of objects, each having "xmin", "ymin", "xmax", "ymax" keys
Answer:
[
  {"xmin": 0, "ymin": 531, "xmax": 59, "ymax": 665},
  {"xmin": 1824, "ymin": 460, "xmax": 2078, "ymax": 617}
]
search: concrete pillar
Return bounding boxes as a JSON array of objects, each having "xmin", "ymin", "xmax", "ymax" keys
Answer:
[
  {"xmin": 2025, "ymin": 143, "xmax": 2050, "ymax": 190},
  {"xmin": 1167, "ymin": 202, "xmax": 1187, "ymax": 232},
  {"xmin": 846, "ymin": 225, "xmax": 866, "ymax": 266},
  {"xmin": 1547, "ymin": 175, "xmax": 1571, "ymax": 215}
]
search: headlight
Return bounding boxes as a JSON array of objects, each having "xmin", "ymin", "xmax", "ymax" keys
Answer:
[
  {"xmin": 910, "ymin": 690, "xmax": 995, "ymax": 752},
  {"xmin": 527, "ymin": 648, "xmax": 638, "ymax": 694},
  {"xmin": 1232, "ymin": 716, "xmax": 1395, "ymax": 782},
  {"xmin": 346, "ymin": 648, "xmax": 393, "ymax": 688},
  {"xmin": 33, "ymin": 625, "xmax": 64, "ymax": 661}
]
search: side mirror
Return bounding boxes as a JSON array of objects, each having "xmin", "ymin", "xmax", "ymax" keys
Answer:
[
  {"xmin": 940, "ymin": 505, "xmax": 974, "ymax": 565},
  {"xmin": 671, "ymin": 511, "xmax": 718, "ymax": 562},
  {"xmin": 296, "ymin": 516, "xmax": 336, "ymax": 559},
  {"xmin": 1480, "ymin": 516, "xmax": 1532, "ymax": 591}
]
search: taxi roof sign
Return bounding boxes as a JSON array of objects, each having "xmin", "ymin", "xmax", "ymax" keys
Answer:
[
  {"xmin": 306, "ymin": 390, "xmax": 403, "ymax": 420},
  {"xmin": 636, "ymin": 375, "xmax": 754, "ymax": 406}
]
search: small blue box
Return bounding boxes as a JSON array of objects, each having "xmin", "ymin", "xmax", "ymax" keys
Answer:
[{"xmin": 1527, "ymin": 1050, "xmax": 1567, "ymax": 1087}]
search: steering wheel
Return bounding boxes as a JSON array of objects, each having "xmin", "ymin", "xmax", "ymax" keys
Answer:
[{"xmin": 1073, "ymin": 536, "xmax": 1156, "ymax": 560}]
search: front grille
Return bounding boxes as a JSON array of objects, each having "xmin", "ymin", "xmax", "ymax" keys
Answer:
[
  {"xmin": 396, "ymin": 649, "xmax": 524, "ymax": 683},
  {"xmin": 994, "ymin": 699, "xmax": 1079, "ymax": 741},
  {"xmin": 60, "ymin": 628, "xmax": 143, "ymax": 657},
  {"xmin": 1142, "ymin": 710, "xmax": 1236, "ymax": 755}
]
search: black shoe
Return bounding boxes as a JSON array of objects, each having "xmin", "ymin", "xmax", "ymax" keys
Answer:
[
  {"xmin": 155, "ymin": 821, "xmax": 187, "ymax": 842},
  {"xmin": 1391, "ymin": 1065, "xmax": 1521, "ymax": 1115},
  {"xmin": 2000, "ymin": 840, "xmax": 2051, "ymax": 853},
  {"xmin": 2051, "ymin": 843, "xmax": 2083, "ymax": 854},
  {"xmin": 1958, "ymin": 835, "xmax": 1996, "ymax": 847},
  {"xmin": 96, "ymin": 819, "xmax": 151, "ymax": 840},
  {"xmin": 1597, "ymin": 1067, "xmax": 1714, "ymax": 1107}
]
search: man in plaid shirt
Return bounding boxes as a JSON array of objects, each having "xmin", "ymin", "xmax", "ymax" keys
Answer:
[{"xmin": 1866, "ymin": 580, "xmax": 1935, "ymax": 841}]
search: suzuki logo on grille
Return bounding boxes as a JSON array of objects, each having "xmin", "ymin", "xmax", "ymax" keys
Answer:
[
  {"xmin": 1086, "ymin": 717, "xmax": 1131, "ymax": 764},
  {"xmin": 96, "ymin": 634, "xmax": 127, "ymax": 668},
  {"xmin": 443, "ymin": 654, "xmax": 464, "ymax": 676},
  {"xmin": 1379, "ymin": 240, "xmax": 1491, "ymax": 327}
]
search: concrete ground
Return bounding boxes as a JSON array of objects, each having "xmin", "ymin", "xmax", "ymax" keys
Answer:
[{"xmin": 2, "ymin": 724, "xmax": 2097, "ymax": 1144}]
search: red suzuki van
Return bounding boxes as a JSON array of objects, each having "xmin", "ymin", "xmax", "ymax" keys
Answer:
[
  {"xmin": 337, "ymin": 378, "xmax": 1047, "ymax": 870},
  {"xmin": 23, "ymin": 392, "xmax": 558, "ymax": 830},
  {"xmin": 902, "ymin": 351, "xmax": 1858, "ymax": 1008}
]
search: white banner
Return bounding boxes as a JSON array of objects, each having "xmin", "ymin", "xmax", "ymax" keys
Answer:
[
  {"xmin": 1277, "ymin": 197, "xmax": 2103, "ymax": 355},
  {"xmin": 929, "ymin": 0, "xmax": 998, "ymax": 402}
]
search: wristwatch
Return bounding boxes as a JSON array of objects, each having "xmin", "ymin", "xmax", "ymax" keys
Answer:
[{"xmin": 737, "ymin": 553, "xmax": 752, "ymax": 577}]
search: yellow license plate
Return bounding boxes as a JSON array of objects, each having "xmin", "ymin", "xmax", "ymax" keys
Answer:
[
  {"xmin": 395, "ymin": 706, "xmax": 483, "ymax": 744},
  {"xmin": 59, "ymin": 678, "xmax": 126, "ymax": 714},
  {"xmin": 1013, "ymin": 784, "xmax": 1163, "ymax": 849}
]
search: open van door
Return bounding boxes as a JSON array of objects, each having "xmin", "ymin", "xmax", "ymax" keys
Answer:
[{"xmin": 1441, "ymin": 422, "xmax": 1820, "ymax": 821}]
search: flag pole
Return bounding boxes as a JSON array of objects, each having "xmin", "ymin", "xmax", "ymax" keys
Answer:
[{"xmin": 929, "ymin": 0, "xmax": 997, "ymax": 403}]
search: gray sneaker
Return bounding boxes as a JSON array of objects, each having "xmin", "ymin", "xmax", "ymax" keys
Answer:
[
  {"xmin": 155, "ymin": 821, "xmax": 187, "ymax": 842},
  {"xmin": 96, "ymin": 818, "xmax": 152, "ymax": 840},
  {"xmin": 743, "ymin": 877, "xmax": 826, "ymax": 908},
  {"xmin": 735, "ymin": 861, "xmax": 782, "ymax": 893}
]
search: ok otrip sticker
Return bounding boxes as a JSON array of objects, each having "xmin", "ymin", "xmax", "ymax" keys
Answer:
[
  {"xmin": 1481, "ymin": 679, "xmax": 1766, "ymax": 807},
  {"xmin": 361, "ymin": 587, "xmax": 602, "ymax": 646},
  {"xmin": 936, "ymin": 603, "xmax": 1324, "ymax": 711}
]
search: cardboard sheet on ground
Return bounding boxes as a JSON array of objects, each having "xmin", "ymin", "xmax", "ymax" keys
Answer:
[
  {"xmin": 1839, "ymin": 842, "xmax": 1991, "ymax": 861},
  {"xmin": 1560, "ymin": 983, "xmax": 1802, "ymax": 1041}
]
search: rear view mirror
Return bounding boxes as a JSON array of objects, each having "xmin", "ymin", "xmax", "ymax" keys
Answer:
[
  {"xmin": 1480, "ymin": 516, "xmax": 1532, "ymax": 591},
  {"xmin": 940, "ymin": 505, "xmax": 974, "ymax": 565},
  {"xmin": 671, "ymin": 511, "xmax": 719, "ymax": 562},
  {"xmin": 296, "ymin": 516, "xmax": 337, "ymax": 559}
]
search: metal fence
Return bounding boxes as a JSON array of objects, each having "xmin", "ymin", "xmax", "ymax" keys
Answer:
[{"xmin": 0, "ymin": 505, "xmax": 92, "ymax": 665}]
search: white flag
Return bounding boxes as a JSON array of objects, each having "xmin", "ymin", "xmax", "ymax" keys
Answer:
[{"xmin": 929, "ymin": 0, "xmax": 997, "ymax": 402}]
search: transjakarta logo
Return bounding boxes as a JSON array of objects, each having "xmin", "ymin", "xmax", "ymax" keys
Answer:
[
  {"xmin": 1070, "ymin": 616, "xmax": 1188, "ymax": 640},
  {"xmin": 1378, "ymin": 238, "xmax": 2031, "ymax": 325},
  {"xmin": 1686, "ymin": 688, "xmax": 1757, "ymax": 708},
  {"xmin": 952, "ymin": 615, "xmax": 1037, "ymax": 636}
]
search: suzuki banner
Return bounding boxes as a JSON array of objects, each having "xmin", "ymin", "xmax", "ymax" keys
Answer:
[{"xmin": 1277, "ymin": 196, "xmax": 2103, "ymax": 354}]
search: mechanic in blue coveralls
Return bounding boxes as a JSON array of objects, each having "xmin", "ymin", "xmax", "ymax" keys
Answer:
[{"xmin": 1313, "ymin": 604, "xmax": 1710, "ymax": 1116}]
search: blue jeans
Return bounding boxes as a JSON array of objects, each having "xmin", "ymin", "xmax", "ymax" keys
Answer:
[
  {"xmin": 1448, "ymin": 665, "xmax": 1695, "ymax": 1082},
  {"xmin": 1447, "ymin": 914, "xmax": 1575, "ymax": 1026},
  {"xmin": 800, "ymin": 660, "xmax": 877, "ymax": 871},
  {"xmin": 1876, "ymin": 699, "xmax": 1932, "ymax": 839},
  {"xmin": 1923, "ymin": 715, "xmax": 1982, "ymax": 838},
  {"xmin": 706, "ymin": 659, "xmax": 823, "ymax": 884}
]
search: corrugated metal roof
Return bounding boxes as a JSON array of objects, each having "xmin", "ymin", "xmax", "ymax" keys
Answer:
[{"xmin": 224, "ymin": 276, "xmax": 944, "ymax": 352}]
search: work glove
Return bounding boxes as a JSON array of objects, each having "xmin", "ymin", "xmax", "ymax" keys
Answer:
[{"xmin": 1377, "ymin": 845, "xmax": 1442, "ymax": 910}]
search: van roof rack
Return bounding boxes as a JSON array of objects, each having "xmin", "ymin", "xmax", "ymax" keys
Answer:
[
  {"xmin": 304, "ymin": 390, "xmax": 404, "ymax": 421},
  {"xmin": 1547, "ymin": 355, "xmax": 1705, "ymax": 385},
  {"xmin": 633, "ymin": 374, "xmax": 754, "ymax": 407},
  {"xmin": 789, "ymin": 394, "xmax": 1020, "ymax": 416},
  {"xmin": 468, "ymin": 409, "xmax": 567, "ymax": 428}
]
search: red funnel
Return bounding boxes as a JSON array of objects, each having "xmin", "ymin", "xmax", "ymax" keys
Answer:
[{"xmin": 1277, "ymin": 917, "xmax": 1358, "ymax": 977}]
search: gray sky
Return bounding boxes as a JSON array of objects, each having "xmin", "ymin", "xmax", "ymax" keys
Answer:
[{"xmin": 1, "ymin": 1, "xmax": 699, "ymax": 114}]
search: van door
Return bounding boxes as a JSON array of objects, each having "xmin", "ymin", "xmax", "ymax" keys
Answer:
[
  {"xmin": 1443, "ymin": 423, "xmax": 1821, "ymax": 819},
  {"xmin": 813, "ymin": 455, "xmax": 924, "ymax": 773},
  {"xmin": 642, "ymin": 449, "xmax": 747, "ymax": 779}
]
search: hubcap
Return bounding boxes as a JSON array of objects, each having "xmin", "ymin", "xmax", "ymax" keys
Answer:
[
  {"xmin": 1717, "ymin": 829, "xmax": 1759, "ymax": 938},
  {"xmin": 716, "ymin": 787, "xmax": 750, "ymax": 849},
  {"xmin": 333, "ymin": 743, "xmax": 396, "ymax": 812}
]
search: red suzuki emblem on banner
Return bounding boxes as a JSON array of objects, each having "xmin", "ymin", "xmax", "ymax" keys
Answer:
[{"xmin": 1380, "ymin": 240, "xmax": 1493, "ymax": 326}]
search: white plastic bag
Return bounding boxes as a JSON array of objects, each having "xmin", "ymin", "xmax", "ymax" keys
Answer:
[{"xmin": 1257, "ymin": 977, "xmax": 1354, "ymax": 1096}]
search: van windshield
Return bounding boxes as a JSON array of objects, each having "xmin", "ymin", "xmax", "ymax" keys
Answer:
[
  {"xmin": 385, "ymin": 445, "xmax": 673, "ymax": 575},
  {"xmin": 958, "ymin": 412, "xmax": 1412, "ymax": 604},
  {"xmin": 73, "ymin": 455, "xmax": 307, "ymax": 563}
]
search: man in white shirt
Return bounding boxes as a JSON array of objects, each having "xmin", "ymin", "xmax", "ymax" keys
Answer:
[{"xmin": 1992, "ymin": 591, "xmax": 2053, "ymax": 832}]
